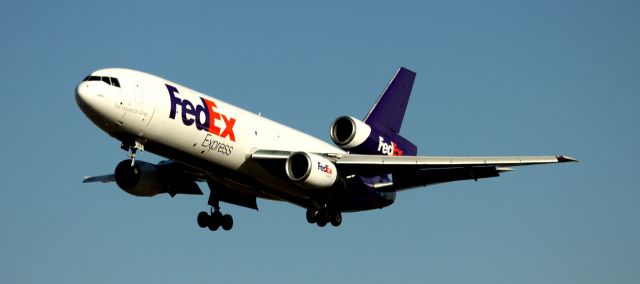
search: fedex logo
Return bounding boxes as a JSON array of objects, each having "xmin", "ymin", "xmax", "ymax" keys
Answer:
[
  {"xmin": 166, "ymin": 84, "xmax": 236, "ymax": 142},
  {"xmin": 378, "ymin": 136, "xmax": 403, "ymax": 156},
  {"xmin": 317, "ymin": 162, "xmax": 333, "ymax": 175}
]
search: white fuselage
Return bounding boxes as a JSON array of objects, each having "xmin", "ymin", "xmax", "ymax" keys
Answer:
[
  {"xmin": 77, "ymin": 67, "xmax": 573, "ymax": 230},
  {"xmin": 76, "ymin": 68, "xmax": 345, "ymax": 198}
]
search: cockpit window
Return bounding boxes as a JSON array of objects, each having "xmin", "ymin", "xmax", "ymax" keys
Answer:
[{"xmin": 82, "ymin": 75, "xmax": 121, "ymax": 88}]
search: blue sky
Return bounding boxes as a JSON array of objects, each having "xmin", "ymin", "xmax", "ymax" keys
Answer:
[{"xmin": 1, "ymin": 0, "xmax": 638, "ymax": 283}]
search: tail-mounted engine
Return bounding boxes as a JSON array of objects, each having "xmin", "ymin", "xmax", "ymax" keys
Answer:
[
  {"xmin": 330, "ymin": 116, "xmax": 418, "ymax": 156},
  {"xmin": 330, "ymin": 116, "xmax": 372, "ymax": 149},
  {"xmin": 285, "ymin": 152, "xmax": 338, "ymax": 188}
]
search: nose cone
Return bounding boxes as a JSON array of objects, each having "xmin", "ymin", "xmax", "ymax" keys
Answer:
[
  {"xmin": 76, "ymin": 80, "xmax": 108, "ymax": 116},
  {"xmin": 75, "ymin": 82, "xmax": 93, "ymax": 109},
  {"xmin": 75, "ymin": 81, "xmax": 111, "ymax": 126}
]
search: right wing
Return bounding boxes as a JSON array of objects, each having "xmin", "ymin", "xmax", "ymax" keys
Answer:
[
  {"xmin": 251, "ymin": 149, "xmax": 577, "ymax": 192},
  {"xmin": 332, "ymin": 154, "xmax": 577, "ymax": 191}
]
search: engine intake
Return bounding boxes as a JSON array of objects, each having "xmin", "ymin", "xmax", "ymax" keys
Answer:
[
  {"xmin": 114, "ymin": 160, "xmax": 163, "ymax": 196},
  {"xmin": 285, "ymin": 152, "xmax": 338, "ymax": 188},
  {"xmin": 330, "ymin": 116, "xmax": 371, "ymax": 149}
]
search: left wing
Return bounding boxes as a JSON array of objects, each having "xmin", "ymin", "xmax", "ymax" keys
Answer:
[
  {"xmin": 251, "ymin": 150, "xmax": 577, "ymax": 191},
  {"xmin": 82, "ymin": 160, "xmax": 204, "ymax": 196}
]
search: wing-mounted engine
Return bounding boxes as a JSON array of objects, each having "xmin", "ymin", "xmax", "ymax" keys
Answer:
[
  {"xmin": 285, "ymin": 152, "xmax": 338, "ymax": 188},
  {"xmin": 114, "ymin": 159, "xmax": 202, "ymax": 197},
  {"xmin": 330, "ymin": 116, "xmax": 417, "ymax": 156}
]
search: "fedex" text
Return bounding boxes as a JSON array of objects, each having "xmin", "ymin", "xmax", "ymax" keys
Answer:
[
  {"xmin": 317, "ymin": 162, "xmax": 333, "ymax": 175},
  {"xmin": 167, "ymin": 84, "xmax": 236, "ymax": 142},
  {"xmin": 378, "ymin": 136, "xmax": 403, "ymax": 156}
]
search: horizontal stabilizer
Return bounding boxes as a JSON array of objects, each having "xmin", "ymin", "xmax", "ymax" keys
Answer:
[{"xmin": 83, "ymin": 174, "xmax": 115, "ymax": 183}]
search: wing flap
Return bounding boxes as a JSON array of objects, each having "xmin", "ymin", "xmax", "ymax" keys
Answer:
[
  {"xmin": 391, "ymin": 166, "xmax": 501, "ymax": 191},
  {"xmin": 389, "ymin": 166, "xmax": 500, "ymax": 191}
]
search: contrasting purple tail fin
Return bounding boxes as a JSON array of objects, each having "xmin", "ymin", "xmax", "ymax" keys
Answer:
[
  {"xmin": 364, "ymin": 67, "xmax": 417, "ymax": 156},
  {"xmin": 364, "ymin": 67, "xmax": 416, "ymax": 134}
]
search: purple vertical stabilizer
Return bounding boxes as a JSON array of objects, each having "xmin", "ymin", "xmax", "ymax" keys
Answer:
[
  {"xmin": 329, "ymin": 67, "xmax": 419, "ymax": 156},
  {"xmin": 364, "ymin": 67, "xmax": 416, "ymax": 134}
]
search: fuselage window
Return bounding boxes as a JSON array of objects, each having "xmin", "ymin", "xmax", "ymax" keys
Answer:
[{"xmin": 82, "ymin": 75, "xmax": 120, "ymax": 88}]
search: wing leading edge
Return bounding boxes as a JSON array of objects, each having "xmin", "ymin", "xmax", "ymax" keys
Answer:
[{"xmin": 333, "ymin": 154, "xmax": 576, "ymax": 171}]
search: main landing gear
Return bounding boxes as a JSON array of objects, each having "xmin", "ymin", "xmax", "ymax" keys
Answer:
[
  {"xmin": 306, "ymin": 206, "xmax": 342, "ymax": 227},
  {"xmin": 197, "ymin": 209, "xmax": 233, "ymax": 231},
  {"xmin": 197, "ymin": 194, "xmax": 233, "ymax": 231}
]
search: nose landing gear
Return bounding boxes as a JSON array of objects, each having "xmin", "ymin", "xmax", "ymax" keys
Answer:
[{"xmin": 121, "ymin": 140, "xmax": 145, "ymax": 166}]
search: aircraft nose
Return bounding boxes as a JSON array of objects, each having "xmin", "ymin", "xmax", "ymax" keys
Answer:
[
  {"xmin": 75, "ymin": 81, "xmax": 98, "ymax": 109},
  {"xmin": 75, "ymin": 80, "xmax": 109, "ymax": 121},
  {"xmin": 76, "ymin": 82, "xmax": 87, "ymax": 104}
]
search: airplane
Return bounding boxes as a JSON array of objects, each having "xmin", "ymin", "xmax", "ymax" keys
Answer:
[{"xmin": 76, "ymin": 67, "xmax": 576, "ymax": 231}]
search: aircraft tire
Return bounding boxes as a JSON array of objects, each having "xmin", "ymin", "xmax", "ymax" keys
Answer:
[
  {"xmin": 197, "ymin": 211, "xmax": 209, "ymax": 228},
  {"xmin": 208, "ymin": 211, "xmax": 222, "ymax": 231},
  {"xmin": 330, "ymin": 212, "xmax": 342, "ymax": 227},
  {"xmin": 316, "ymin": 211, "xmax": 328, "ymax": 227},
  {"xmin": 306, "ymin": 209, "xmax": 317, "ymax": 224},
  {"xmin": 221, "ymin": 214, "xmax": 233, "ymax": 231}
]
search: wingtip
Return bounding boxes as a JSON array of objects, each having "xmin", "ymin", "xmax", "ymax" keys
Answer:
[{"xmin": 556, "ymin": 155, "xmax": 578, "ymax": 163}]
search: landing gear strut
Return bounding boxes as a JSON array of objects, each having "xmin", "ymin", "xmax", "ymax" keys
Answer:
[
  {"xmin": 197, "ymin": 192, "xmax": 233, "ymax": 231},
  {"xmin": 306, "ymin": 206, "xmax": 342, "ymax": 228},
  {"xmin": 121, "ymin": 140, "xmax": 144, "ymax": 166}
]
